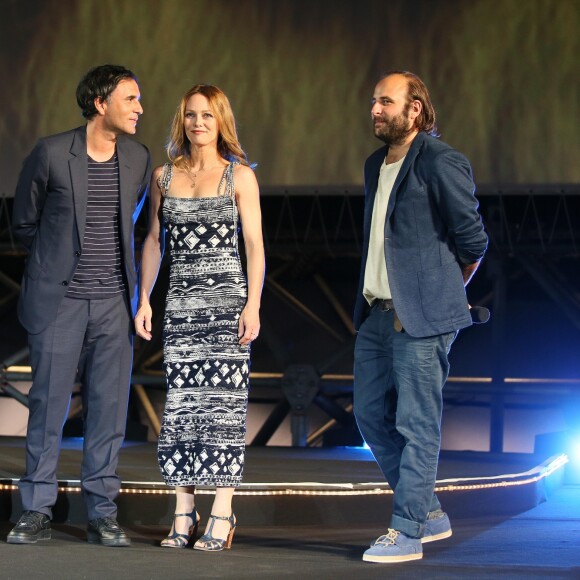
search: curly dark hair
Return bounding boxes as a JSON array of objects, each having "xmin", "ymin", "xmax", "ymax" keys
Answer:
[{"xmin": 76, "ymin": 64, "xmax": 137, "ymax": 119}]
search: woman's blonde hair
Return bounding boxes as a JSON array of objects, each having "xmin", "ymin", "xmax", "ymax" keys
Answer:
[{"xmin": 166, "ymin": 84, "xmax": 249, "ymax": 168}]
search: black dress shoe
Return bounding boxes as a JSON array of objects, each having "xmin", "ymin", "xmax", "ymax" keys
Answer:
[
  {"xmin": 87, "ymin": 517, "xmax": 131, "ymax": 547},
  {"xmin": 7, "ymin": 511, "xmax": 51, "ymax": 544}
]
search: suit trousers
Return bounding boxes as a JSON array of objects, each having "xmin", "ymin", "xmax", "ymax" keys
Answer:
[
  {"xmin": 19, "ymin": 294, "xmax": 134, "ymax": 520},
  {"xmin": 353, "ymin": 304, "xmax": 456, "ymax": 538}
]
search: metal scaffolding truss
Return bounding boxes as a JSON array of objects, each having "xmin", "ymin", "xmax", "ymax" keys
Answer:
[
  {"xmin": 254, "ymin": 183, "xmax": 580, "ymax": 259},
  {"xmin": 1, "ymin": 184, "xmax": 579, "ymax": 449}
]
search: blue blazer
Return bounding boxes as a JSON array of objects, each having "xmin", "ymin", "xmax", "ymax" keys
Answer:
[
  {"xmin": 12, "ymin": 126, "xmax": 151, "ymax": 334},
  {"xmin": 353, "ymin": 132, "xmax": 488, "ymax": 337}
]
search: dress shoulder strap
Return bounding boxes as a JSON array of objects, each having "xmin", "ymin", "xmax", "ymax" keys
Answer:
[
  {"xmin": 217, "ymin": 161, "xmax": 238, "ymax": 198},
  {"xmin": 157, "ymin": 162, "xmax": 174, "ymax": 197}
]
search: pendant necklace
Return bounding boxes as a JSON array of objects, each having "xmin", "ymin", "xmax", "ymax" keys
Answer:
[
  {"xmin": 186, "ymin": 164, "xmax": 220, "ymax": 189},
  {"xmin": 187, "ymin": 168, "xmax": 202, "ymax": 189}
]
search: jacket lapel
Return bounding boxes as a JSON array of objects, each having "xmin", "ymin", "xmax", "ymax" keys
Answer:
[
  {"xmin": 363, "ymin": 148, "xmax": 386, "ymax": 239},
  {"xmin": 116, "ymin": 137, "xmax": 133, "ymax": 237},
  {"xmin": 69, "ymin": 127, "xmax": 88, "ymax": 246},
  {"xmin": 385, "ymin": 132, "xmax": 425, "ymax": 223}
]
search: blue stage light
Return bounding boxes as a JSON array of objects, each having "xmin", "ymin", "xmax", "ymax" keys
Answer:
[{"xmin": 571, "ymin": 436, "xmax": 580, "ymax": 463}]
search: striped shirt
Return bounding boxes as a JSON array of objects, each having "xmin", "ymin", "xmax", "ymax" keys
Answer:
[{"xmin": 66, "ymin": 153, "xmax": 125, "ymax": 299}]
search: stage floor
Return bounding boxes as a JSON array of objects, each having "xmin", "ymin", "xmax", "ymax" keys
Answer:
[
  {"xmin": 1, "ymin": 438, "xmax": 578, "ymax": 578},
  {"xmin": 0, "ymin": 436, "xmax": 555, "ymax": 484}
]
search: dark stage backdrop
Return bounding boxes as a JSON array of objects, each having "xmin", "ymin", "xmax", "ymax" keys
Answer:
[{"xmin": 0, "ymin": 0, "xmax": 578, "ymax": 194}]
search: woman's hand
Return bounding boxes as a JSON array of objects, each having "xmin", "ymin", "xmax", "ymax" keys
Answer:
[
  {"xmin": 135, "ymin": 303, "xmax": 153, "ymax": 340},
  {"xmin": 238, "ymin": 305, "xmax": 260, "ymax": 345}
]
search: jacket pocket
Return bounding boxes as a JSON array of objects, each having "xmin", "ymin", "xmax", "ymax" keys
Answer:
[{"xmin": 417, "ymin": 261, "xmax": 466, "ymax": 322}]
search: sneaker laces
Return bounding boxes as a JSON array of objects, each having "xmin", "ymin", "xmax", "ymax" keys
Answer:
[
  {"xmin": 374, "ymin": 528, "xmax": 400, "ymax": 546},
  {"xmin": 101, "ymin": 516, "xmax": 121, "ymax": 530},
  {"xmin": 17, "ymin": 511, "xmax": 45, "ymax": 528}
]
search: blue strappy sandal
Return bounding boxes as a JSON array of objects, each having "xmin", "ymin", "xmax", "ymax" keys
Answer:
[
  {"xmin": 160, "ymin": 508, "xmax": 200, "ymax": 548},
  {"xmin": 193, "ymin": 513, "xmax": 236, "ymax": 551}
]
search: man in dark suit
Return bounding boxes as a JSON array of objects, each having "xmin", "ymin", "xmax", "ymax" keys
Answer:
[
  {"xmin": 8, "ymin": 65, "xmax": 151, "ymax": 546},
  {"xmin": 353, "ymin": 71, "xmax": 488, "ymax": 564}
]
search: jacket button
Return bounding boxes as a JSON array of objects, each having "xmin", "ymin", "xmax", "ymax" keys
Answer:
[
  {"xmin": 62, "ymin": 281, "xmax": 68, "ymax": 286},
  {"xmin": 75, "ymin": 251, "xmax": 81, "ymax": 256}
]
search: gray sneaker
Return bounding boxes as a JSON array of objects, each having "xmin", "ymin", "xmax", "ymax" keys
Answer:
[
  {"xmin": 363, "ymin": 529, "xmax": 423, "ymax": 563},
  {"xmin": 7, "ymin": 511, "xmax": 51, "ymax": 544},
  {"xmin": 422, "ymin": 510, "xmax": 452, "ymax": 543}
]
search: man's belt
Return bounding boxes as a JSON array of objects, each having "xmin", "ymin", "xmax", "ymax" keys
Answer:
[
  {"xmin": 373, "ymin": 298, "xmax": 404, "ymax": 332},
  {"xmin": 374, "ymin": 298, "xmax": 394, "ymax": 311}
]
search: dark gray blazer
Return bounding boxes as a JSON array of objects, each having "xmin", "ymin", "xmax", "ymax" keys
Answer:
[
  {"xmin": 12, "ymin": 126, "xmax": 151, "ymax": 334},
  {"xmin": 353, "ymin": 132, "xmax": 488, "ymax": 337}
]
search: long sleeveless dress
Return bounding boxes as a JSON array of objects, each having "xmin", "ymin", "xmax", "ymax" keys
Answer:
[{"xmin": 157, "ymin": 162, "xmax": 250, "ymax": 487}]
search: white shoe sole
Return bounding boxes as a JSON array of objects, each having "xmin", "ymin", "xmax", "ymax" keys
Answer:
[
  {"xmin": 421, "ymin": 529, "xmax": 452, "ymax": 544},
  {"xmin": 363, "ymin": 552, "xmax": 423, "ymax": 563}
]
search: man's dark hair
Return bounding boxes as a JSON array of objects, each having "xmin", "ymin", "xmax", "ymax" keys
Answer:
[{"xmin": 76, "ymin": 64, "xmax": 137, "ymax": 119}]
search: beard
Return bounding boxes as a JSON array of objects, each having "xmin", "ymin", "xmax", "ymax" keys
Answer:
[{"xmin": 373, "ymin": 104, "xmax": 414, "ymax": 146}]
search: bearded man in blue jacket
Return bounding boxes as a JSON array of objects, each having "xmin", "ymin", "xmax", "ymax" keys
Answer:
[{"xmin": 353, "ymin": 71, "xmax": 488, "ymax": 564}]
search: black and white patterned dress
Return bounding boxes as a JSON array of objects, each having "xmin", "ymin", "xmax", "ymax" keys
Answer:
[{"xmin": 157, "ymin": 162, "xmax": 250, "ymax": 487}]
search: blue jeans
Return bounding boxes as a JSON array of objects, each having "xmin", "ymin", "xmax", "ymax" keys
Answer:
[{"xmin": 353, "ymin": 305, "xmax": 456, "ymax": 538}]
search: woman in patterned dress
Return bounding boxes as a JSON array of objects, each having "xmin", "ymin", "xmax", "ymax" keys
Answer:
[{"xmin": 135, "ymin": 84, "xmax": 264, "ymax": 550}]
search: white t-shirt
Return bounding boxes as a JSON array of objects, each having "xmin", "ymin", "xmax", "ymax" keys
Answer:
[{"xmin": 363, "ymin": 156, "xmax": 406, "ymax": 305}]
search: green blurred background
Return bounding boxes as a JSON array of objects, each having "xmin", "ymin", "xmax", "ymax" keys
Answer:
[{"xmin": 0, "ymin": 0, "xmax": 578, "ymax": 191}]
